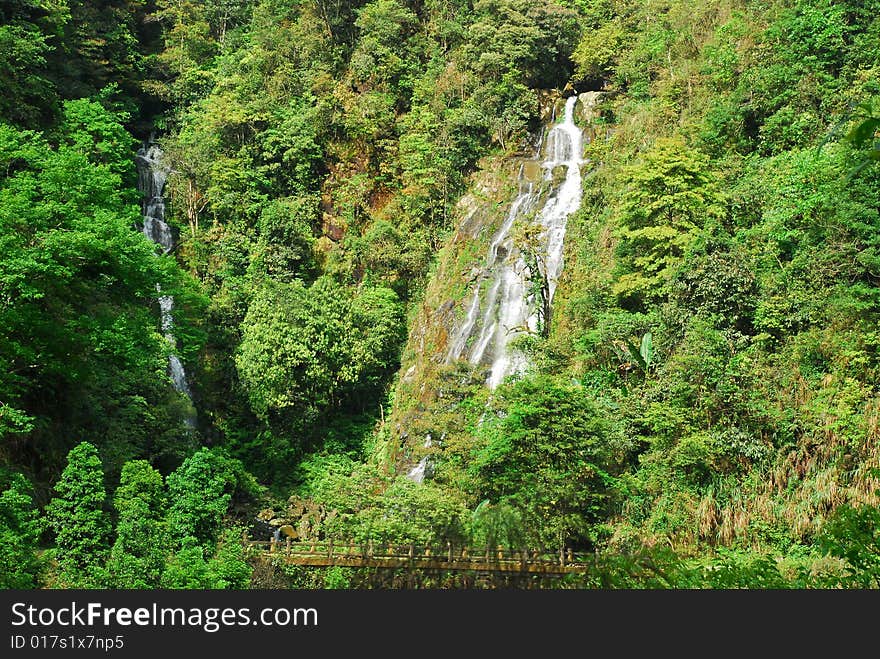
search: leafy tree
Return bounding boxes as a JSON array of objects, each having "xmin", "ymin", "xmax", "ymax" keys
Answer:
[
  {"xmin": 205, "ymin": 526, "xmax": 252, "ymax": 588},
  {"xmin": 470, "ymin": 499, "xmax": 525, "ymax": 550},
  {"xmin": 613, "ymin": 138, "xmax": 726, "ymax": 307},
  {"xmin": 160, "ymin": 537, "xmax": 214, "ymax": 588},
  {"xmin": 472, "ymin": 375, "xmax": 614, "ymax": 548},
  {"xmin": 350, "ymin": 0, "xmax": 418, "ymax": 94},
  {"xmin": 817, "ymin": 503, "xmax": 880, "ymax": 588},
  {"xmin": 166, "ymin": 449, "xmax": 236, "ymax": 549},
  {"xmin": 0, "ymin": 474, "xmax": 44, "ymax": 588},
  {"xmin": 107, "ymin": 460, "xmax": 168, "ymax": 588},
  {"xmin": 236, "ymin": 278, "xmax": 403, "ymax": 423},
  {"xmin": 58, "ymin": 94, "xmax": 137, "ymax": 180},
  {"xmin": 0, "ymin": 7, "xmax": 58, "ymax": 126},
  {"xmin": 0, "ymin": 100, "xmax": 202, "ymax": 480},
  {"xmin": 312, "ymin": 464, "xmax": 471, "ymax": 546},
  {"xmin": 251, "ymin": 195, "xmax": 319, "ymax": 282},
  {"xmin": 45, "ymin": 442, "xmax": 110, "ymax": 587},
  {"xmin": 161, "ymin": 528, "xmax": 251, "ymax": 588}
]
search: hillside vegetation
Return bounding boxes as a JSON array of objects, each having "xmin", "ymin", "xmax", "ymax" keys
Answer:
[{"xmin": 1, "ymin": 0, "xmax": 879, "ymax": 588}]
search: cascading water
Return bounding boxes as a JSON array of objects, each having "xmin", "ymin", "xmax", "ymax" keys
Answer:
[
  {"xmin": 445, "ymin": 94, "xmax": 586, "ymax": 388},
  {"xmin": 405, "ymin": 435, "xmax": 434, "ymax": 484},
  {"xmin": 135, "ymin": 142, "xmax": 194, "ymax": 406}
]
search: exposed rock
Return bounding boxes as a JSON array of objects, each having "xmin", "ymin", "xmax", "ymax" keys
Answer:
[
  {"xmin": 322, "ymin": 213, "xmax": 346, "ymax": 241},
  {"xmin": 576, "ymin": 91, "xmax": 605, "ymax": 126},
  {"xmin": 401, "ymin": 364, "xmax": 417, "ymax": 383}
]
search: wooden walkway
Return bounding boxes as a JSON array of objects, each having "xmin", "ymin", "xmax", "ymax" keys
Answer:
[{"xmin": 248, "ymin": 539, "xmax": 596, "ymax": 575}]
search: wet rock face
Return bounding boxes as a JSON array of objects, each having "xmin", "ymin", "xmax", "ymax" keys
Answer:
[
  {"xmin": 387, "ymin": 93, "xmax": 603, "ymax": 473},
  {"xmin": 442, "ymin": 95, "xmax": 585, "ymax": 388}
]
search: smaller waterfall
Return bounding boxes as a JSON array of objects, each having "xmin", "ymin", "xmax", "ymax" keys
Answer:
[
  {"xmin": 445, "ymin": 95, "xmax": 586, "ymax": 389},
  {"xmin": 135, "ymin": 142, "xmax": 194, "ymax": 404},
  {"xmin": 406, "ymin": 435, "xmax": 434, "ymax": 484}
]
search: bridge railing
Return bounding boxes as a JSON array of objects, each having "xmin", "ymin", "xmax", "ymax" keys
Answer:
[{"xmin": 247, "ymin": 538, "xmax": 596, "ymax": 567}]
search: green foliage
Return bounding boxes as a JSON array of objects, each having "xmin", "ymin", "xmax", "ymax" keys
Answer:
[
  {"xmin": 470, "ymin": 499, "xmax": 525, "ymax": 550},
  {"xmin": 0, "ymin": 19, "xmax": 55, "ymax": 126},
  {"xmin": 252, "ymin": 196, "xmax": 319, "ymax": 282},
  {"xmin": 323, "ymin": 566, "xmax": 353, "ymax": 589},
  {"xmin": 108, "ymin": 460, "xmax": 168, "ymax": 588},
  {"xmin": 311, "ymin": 463, "xmax": 470, "ymax": 546},
  {"xmin": 45, "ymin": 442, "xmax": 110, "ymax": 588},
  {"xmin": 58, "ymin": 95, "xmax": 137, "ymax": 180},
  {"xmin": 0, "ymin": 104, "xmax": 200, "ymax": 480},
  {"xmin": 613, "ymin": 138, "xmax": 726, "ymax": 306},
  {"xmin": 236, "ymin": 278, "xmax": 403, "ymax": 426},
  {"xmin": 166, "ymin": 448, "xmax": 248, "ymax": 550},
  {"xmin": 473, "ymin": 375, "xmax": 614, "ymax": 548},
  {"xmin": 623, "ymin": 331, "xmax": 654, "ymax": 373},
  {"xmin": 837, "ymin": 98, "xmax": 880, "ymax": 177},
  {"xmin": 0, "ymin": 474, "xmax": 44, "ymax": 588},
  {"xmin": 205, "ymin": 527, "xmax": 253, "ymax": 589},
  {"xmin": 4, "ymin": 0, "xmax": 880, "ymax": 591},
  {"xmin": 817, "ymin": 503, "xmax": 880, "ymax": 588}
]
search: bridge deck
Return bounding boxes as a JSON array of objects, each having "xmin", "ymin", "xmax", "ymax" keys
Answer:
[{"xmin": 248, "ymin": 540, "xmax": 596, "ymax": 575}]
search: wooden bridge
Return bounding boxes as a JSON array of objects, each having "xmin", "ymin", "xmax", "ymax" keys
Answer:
[{"xmin": 248, "ymin": 538, "xmax": 597, "ymax": 575}]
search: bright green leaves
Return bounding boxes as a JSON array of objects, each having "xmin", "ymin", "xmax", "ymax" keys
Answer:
[
  {"xmin": 0, "ymin": 474, "xmax": 44, "ymax": 588},
  {"xmin": 58, "ymin": 96, "xmax": 137, "ymax": 181},
  {"xmin": 46, "ymin": 442, "xmax": 110, "ymax": 587},
  {"xmin": 38, "ymin": 446, "xmax": 256, "ymax": 589},
  {"xmin": 251, "ymin": 195, "xmax": 319, "ymax": 282},
  {"xmin": 162, "ymin": 448, "xmax": 257, "ymax": 587},
  {"xmin": 612, "ymin": 138, "xmax": 726, "ymax": 307},
  {"xmin": 473, "ymin": 375, "xmax": 615, "ymax": 548},
  {"xmin": 351, "ymin": 0, "xmax": 418, "ymax": 92},
  {"xmin": 0, "ymin": 22, "xmax": 54, "ymax": 126},
  {"xmin": 167, "ymin": 448, "xmax": 237, "ymax": 549},
  {"xmin": 817, "ymin": 503, "xmax": 880, "ymax": 588},
  {"xmin": 310, "ymin": 462, "xmax": 471, "ymax": 546},
  {"xmin": 161, "ymin": 528, "xmax": 252, "ymax": 589},
  {"xmin": 464, "ymin": 0, "xmax": 579, "ymax": 90},
  {"xmin": 0, "ymin": 100, "xmax": 202, "ymax": 478},
  {"xmin": 108, "ymin": 460, "xmax": 168, "ymax": 588},
  {"xmin": 572, "ymin": 19, "xmax": 626, "ymax": 85},
  {"xmin": 236, "ymin": 277, "xmax": 404, "ymax": 421}
]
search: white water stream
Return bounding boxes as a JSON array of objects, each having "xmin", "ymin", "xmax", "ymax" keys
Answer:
[
  {"xmin": 135, "ymin": 142, "xmax": 193, "ymax": 403},
  {"xmin": 445, "ymin": 95, "xmax": 585, "ymax": 388}
]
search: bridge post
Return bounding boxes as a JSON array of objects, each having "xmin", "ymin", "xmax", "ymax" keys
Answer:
[
  {"xmin": 447, "ymin": 542, "xmax": 452, "ymax": 563},
  {"xmin": 286, "ymin": 537, "xmax": 291, "ymax": 556},
  {"xmin": 270, "ymin": 537, "xmax": 276, "ymax": 553},
  {"xmin": 368, "ymin": 539, "xmax": 373, "ymax": 558},
  {"xmin": 567, "ymin": 548, "xmax": 573, "ymax": 563},
  {"xmin": 559, "ymin": 547, "xmax": 564, "ymax": 566}
]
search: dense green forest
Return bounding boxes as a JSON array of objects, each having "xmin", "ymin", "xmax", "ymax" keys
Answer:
[{"xmin": 1, "ymin": 0, "xmax": 879, "ymax": 589}]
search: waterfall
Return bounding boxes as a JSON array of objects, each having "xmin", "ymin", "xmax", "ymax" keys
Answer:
[
  {"xmin": 406, "ymin": 435, "xmax": 434, "ymax": 484},
  {"xmin": 445, "ymin": 95, "xmax": 586, "ymax": 388},
  {"xmin": 135, "ymin": 142, "xmax": 194, "ymax": 406}
]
